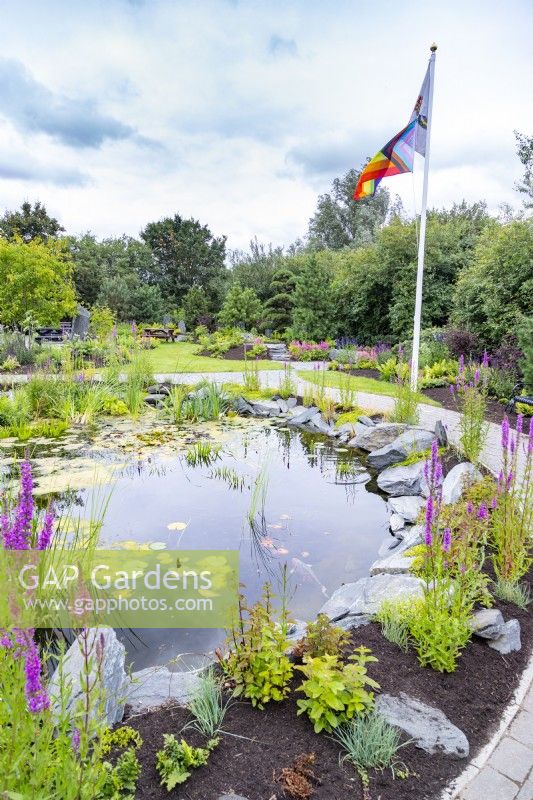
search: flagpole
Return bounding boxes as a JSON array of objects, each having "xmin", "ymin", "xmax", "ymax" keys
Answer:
[{"xmin": 410, "ymin": 44, "xmax": 437, "ymax": 391}]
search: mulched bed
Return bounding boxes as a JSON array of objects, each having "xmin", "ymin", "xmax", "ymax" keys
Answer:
[
  {"xmin": 199, "ymin": 345, "xmax": 268, "ymax": 361},
  {"xmin": 125, "ymin": 569, "xmax": 532, "ymax": 800},
  {"xmin": 422, "ymin": 384, "xmax": 518, "ymax": 427}
]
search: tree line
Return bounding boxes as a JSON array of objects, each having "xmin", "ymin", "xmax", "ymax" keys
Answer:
[{"xmin": 0, "ymin": 132, "xmax": 531, "ymax": 351}]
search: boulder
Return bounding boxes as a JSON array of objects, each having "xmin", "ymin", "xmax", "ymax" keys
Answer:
[
  {"xmin": 488, "ymin": 619, "xmax": 521, "ymax": 654},
  {"xmin": 377, "ymin": 461, "xmax": 429, "ymax": 497},
  {"xmin": 233, "ymin": 397, "xmax": 254, "ymax": 415},
  {"xmin": 368, "ymin": 429, "xmax": 436, "ymax": 471},
  {"xmin": 144, "ymin": 393, "xmax": 167, "ymax": 407},
  {"xmin": 318, "ymin": 573, "xmax": 424, "ymax": 620},
  {"xmin": 277, "ymin": 398, "xmax": 289, "ymax": 414},
  {"xmin": 308, "ymin": 412, "xmax": 335, "ymax": 436},
  {"xmin": 287, "ymin": 406, "xmax": 319, "ymax": 426},
  {"xmin": 377, "ymin": 535, "xmax": 403, "ymax": 558},
  {"xmin": 286, "ymin": 397, "xmax": 298, "ymax": 408},
  {"xmin": 126, "ymin": 666, "xmax": 203, "ymax": 712},
  {"xmin": 334, "ymin": 614, "xmax": 371, "ymax": 631},
  {"xmin": 350, "ymin": 423, "xmax": 410, "ymax": 452},
  {"xmin": 49, "ymin": 628, "xmax": 127, "ymax": 726},
  {"xmin": 147, "ymin": 384, "xmax": 170, "ymax": 396},
  {"xmin": 470, "ymin": 608, "xmax": 505, "ymax": 640},
  {"xmin": 435, "ymin": 419, "xmax": 448, "ymax": 447},
  {"xmin": 369, "ymin": 525, "xmax": 423, "ymax": 576},
  {"xmin": 358, "ymin": 415, "xmax": 375, "ymax": 427},
  {"xmin": 218, "ymin": 795, "xmax": 250, "ymax": 800},
  {"xmin": 389, "ymin": 513, "xmax": 406, "ymax": 534},
  {"xmin": 375, "ymin": 692, "xmax": 469, "ymax": 758},
  {"xmin": 248, "ymin": 399, "xmax": 281, "ymax": 417},
  {"xmin": 387, "ymin": 495, "xmax": 426, "ymax": 524},
  {"xmin": 442, "ymin": 463, "xmax": 483, "ymax": 505},
  {"xmin": 286, "ymin": 619, "xmax": 307, "ymax": 642}
]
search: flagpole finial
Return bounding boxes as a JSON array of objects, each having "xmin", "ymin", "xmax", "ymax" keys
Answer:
[{"xmin": 430, "ymin": 43, "xmax": 437, "ymax": 52}]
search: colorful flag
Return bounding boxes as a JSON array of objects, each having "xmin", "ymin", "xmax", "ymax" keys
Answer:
[{"xmin": 354, "ymin": 64, "xmax": 431, "ymax": 200}]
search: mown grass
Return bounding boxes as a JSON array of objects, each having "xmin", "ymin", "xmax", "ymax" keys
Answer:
[
  {"xmin": 145, "ymin": 341, "xmax": 283, "ymax": 374},
  {"xmin": 297, "ymin": 370, "xmax": 440, "ymax": 407}
]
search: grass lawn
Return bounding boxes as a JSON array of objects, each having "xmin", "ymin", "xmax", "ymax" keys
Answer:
[
  {"xmin": 297, "ymin": 370, "xmax": 441, "ymax": 407},
  {"xmin": 145, "ymin": 341, "xmax": 284, "ymax": 373}
]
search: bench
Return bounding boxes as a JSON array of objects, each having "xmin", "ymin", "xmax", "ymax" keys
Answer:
[
  {"xmin": 506, "ymin": 382, "xmax": 533, "ymax": 414},
  {"xmin": 141, "ymin": 327, "xmax": 177, "ymax": 343}
]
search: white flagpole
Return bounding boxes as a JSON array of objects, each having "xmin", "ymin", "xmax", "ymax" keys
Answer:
[{"xmin": 410, "ymin": 44, "xmax": 437, "ymax": 391}]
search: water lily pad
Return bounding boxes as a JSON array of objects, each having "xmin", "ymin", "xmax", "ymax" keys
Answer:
[
  {"xmin": 167, "ymin": 521, "xmax": 188, "ymax": 531},
  {"xmin": 149, "ymin": 541, "xmax": 167, "ymax": 550}
]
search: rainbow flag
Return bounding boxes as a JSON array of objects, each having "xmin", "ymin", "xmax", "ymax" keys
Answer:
[{"xmin": 354, "ymin": 64, "xmax": 430, "ymax": 200}]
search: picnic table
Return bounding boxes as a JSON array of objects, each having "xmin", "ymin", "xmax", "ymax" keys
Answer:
[{"xmin": 141, "ymin": 327, "xmax": 178, "ymax": 342}]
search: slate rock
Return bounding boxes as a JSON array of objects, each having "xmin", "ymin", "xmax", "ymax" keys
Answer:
[
  {"xmin": 377, "ymin": 535, "xmax": 403, "ymax": 558},
  {"xmin": 286, "ymin": 397, "xmax": 298, "ymax": 408},
  {"xmin": 277, "ymin": 398, "xmax": 289, "ymax": 414},
  {"xmin": 470, "ymin": 608, "xmax": 505, "ymax": 640},
  {"xmin": 368, "ymin": 429, "xmax": 436, "ymax": 470},
  {"xmin": 435, "ymin": 419, "xmax": 448, "ymax": 447},
  {"xmin": 358, "ymin": 415, "xmax": 375, "ymax": 427},
  {"xmin": 351, "ymin": 423, "xmax": 410, "ymax": 452},
  {"xmin": 387, "ymin": 495, "xmax": 426, "ymax": 524},
  {"xmin": 249, "ymin": 399, "xmax": 282, "ymax": 417},
  {"xmin": 233, "ymin": 397, "xmax": 254, "ymax": 415},
  {"xmin": 126, "ymin": 666, "xmax": 203, "ymax": 711},
  {"xmin": 442, "ymin": 462, "xmax": 483, "ymax": 505},
  {"xmin": 318, "ymin": 574, "xmax": 424, "ymax": 620},
  {"xmin": 488, "ymin": 619, "xmax": 521, "ymax": 654},
  {"xmin": 389, "ymin": 512, "xmax": 406, "ymax": 534},
  {"xmin": 49, "ymin": 628, "xmax": 127, "ymax": 726},
  {"xmin": 309, "ymin": 412, "xmax": 334, "ymax": 435},
  {"xmin": 218, "ymin": 795, "xmax": 250, "ymax": 800},
  {"xmin": 370, "ymin": 525, "xmax": 423, "ymax": 576},
  {"xmin": 286, "ymin": 619, "xmax": 307, "ymax": 641},
  {"xmin": 334, "ymin": 614, "xmax": 371, "ymax": 631},
  {"xmin": 144, "ymin": 393, "xmax": 167, "ymax": 407},
  {"xmin": 375, "ymin": 692, "xmax": 469, "ymax": 758},
  {"xmin": 287, "ymin": 406, "xmax": 319, "ymax": 426},
  {"xmin": 377, "ymin": 461, "xmax": 429, "ymax": 497}
]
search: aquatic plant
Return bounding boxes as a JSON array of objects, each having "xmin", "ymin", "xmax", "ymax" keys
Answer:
[
  {"xmin": 185, "ymin": 440, "xmax": 221, "ymax": 467},
  {"xmin": 210, "ymin": 466, "xmax": 247, "ymax": 491}
]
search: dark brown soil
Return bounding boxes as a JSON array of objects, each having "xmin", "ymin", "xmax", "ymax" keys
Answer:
[
  {"xmin": 199, "ymin": 345, "xmax": 269, "ymax": 361},
  {"xmin": 126, "ymin": 572, "xmax": 532, "ymax": 800},
  {"xmin": 422, "ymin": 384, "xmax": 518, "ymax": 427}
]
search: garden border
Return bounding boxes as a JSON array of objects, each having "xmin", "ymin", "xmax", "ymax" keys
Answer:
[{"xmin": 441, "ymin": 652, "xmax": 533, "ymax": 799}]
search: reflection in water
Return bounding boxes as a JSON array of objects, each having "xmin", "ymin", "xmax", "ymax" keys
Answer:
[{"xmin": 0, "ymin": 419, "xmax": 389, "ymax": 669}]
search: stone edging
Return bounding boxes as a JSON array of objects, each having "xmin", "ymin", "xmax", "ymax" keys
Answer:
[{"xmin": 440, "ymin": 651, "xmax": 533, "ymax": 800}]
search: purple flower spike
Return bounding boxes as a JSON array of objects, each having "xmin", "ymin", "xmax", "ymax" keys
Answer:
[
  {"xmin": 442, "ymin": 527, "xmax": 452, "ymax": 553},
  {"xmin": 477, "ymin": 502, "xmax": 488, "ymax": 520},
  {"xmin": 459, "ymin": 354, "xmax": 465, "ymax": 373},
  {"xmin": 22, "ymin": 631, "xmax": 49, "ymax": 714},
  {"xmin": 37, "ymin": 504, "xmax": 54, "ymax": 551},
  {"xmin": 491, "ymin": 497, "xmax": 497, "ymax": 510},
  {"xmin": 501, "ymin": 416, "xmax": 510, "ymax": 451},
  {"xmin": 506, "ymin": 471, "xmax": 514, "ymax": 488},
  {"xmin": 467, "ymin": 501, "xmax": 474, "ymax": 514},
  {"xmin": 474, "ymin": 368, "xmax": 480, "ymax": 386},
  {"xmin": 482, "ymin": 350, "xmax": 489, "ymax": 368},
  {"xmin": 449, "ymin": 384, "xmax": 455, "ymax": 395},
  {"xmin": 510, "ymin": 437, "xmax": 516, "ymax": 455},
  {"xmin": 71, "ymin": 728, "xmax": 81, "ymax": 754},
  {"xmin": 424, "ymin": 495, "xmax": 434, "ymax": 546}
]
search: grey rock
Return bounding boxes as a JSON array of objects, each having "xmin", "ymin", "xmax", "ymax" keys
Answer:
[
  {"xmin": 144, "ymin": 393, "xmax": 167, "ymax": 407},
  {"xmin": 287, "ymin": 406, "xmax": 319, "ymax": 426},
  {"xmin": 470, "ymin": 608, "xmax": 506, "ymax": 640},
  {"xmin": 370, "ymin": 525, "xmax": 423, "ymax": 576},
  {"xmin": 318, "ymin": 573, "xmax": 424, "ymax": 620},
  {"xmin": 389, "ymin": 513, "xmax": 406, "ymax": 534},
  {"xmin": 337, "ymin": 422, "xmax": 360, "ymax": 438},
  {"xmin": 49, "ymin": 628, "xmax": 126, "ymax": 726},
  {"xmin": 378, "ymin": 535, "xmax": 403, "ymax": 558},
  {"xmin": 286, "ymin": 619, "xmax": 307, "ymax": 641},
  {"xmin": 147, "ymin": 384, "xmax": 170, "ymax": 396},
  {"xmin": 358, "ymin": 415, "xmax": 375, "ymax": 427},
  {"xmin": 375, "ymin": 692, "xmax": 469, "ymax": 758},
  {"xmin": 442, "ymin": 463, "xmax": 483, "ymax": 505},
  {"xmin": 249, "ymin": 399, "xmax": 282, "ymax": 417},
  {"xmin": 218, "ymin": 795, "xmax": 250, "ymax": 800},
  {"xmin": 233, "ymin": 397, "xmax": 254, "ymax": 415},
  {"xmin": 334, "ymin": 614, "xmax": 371, "ymax": 631},
  {"xmin": 435, "ymin": 419, "xmax": 448, "ymax": 447},
  {"xmin": 351, "ymin": 422, "xmax": 410, "ymax": 452},
  {"xmin": 368, "ymin": 429, "xmax": 436, "ymax": 470},
  {"xmin": 309, "ymin": 412, "xmax": 334, "ymax": 435},
  {"xmin": 286, "ymin": 396, "xmax": 297, "ymax": 408},
  {"xmin": 387, "ymin": 495, "xmax": 426, "ymax": 524},
  {"xmin": 488, "ymin": 619, "xmax": 521, "ymax": 654},
  {"xmin": 277, "ymin": 398, "xmax": 289, "ymax": 414},
  {"xmin": 126, "ymin": 666, "xmax": 203, "ymax": 711},
  {"xmin": 377, "ymin": 461, "xmax": 429, "ymax": 497}
]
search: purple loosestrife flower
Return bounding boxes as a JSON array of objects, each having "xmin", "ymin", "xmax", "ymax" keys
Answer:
[
  {"xmin": 459, "ymin": 354, "xmax": 465, "ymax": 374},
  {"xmin": 467, "ymin": 501, "xmax": 474, "ymax": 514},
  {"xmin": 491, "ymin": 497, "xmax": 498, "ymax": 510},
  {"xmin": 477, "ymin": 502, "xmax": 488, "ymax": 520},
  {"xmin": 37, "ymin": 504, "xmax": 54, "ymax": 550},
  {"xmin": 506, "ymin": 471, "xmax": 514, "ymax": 489},
  {"xmin": 482, "ymin": 350, "xmax": 489, "ymax": 368},
  {"xmin": 424, "ymin": 495, "xmax": 434, "ymax": 546},
  {"xmin": 449, "ymin": 384, "xmax": 455, "ymax": 396},
  {"xmin": 442, "ymin": 527, "xmax": 452, "ymax": 553},
  {"xmin": 474, "ymin": 368, "xmax": 480, "ymax": 386},
  {"xmin": 71, "ymin": 728, "xmax": 81, "ymax": 754},
  {"xmin": 0, "ymin": 630, "xmax": 12, "ymax": 648},
  {"xmin": 501, "ymin": 416, "xmax": 510, "ymax": 451},
  {"xmin": 22, "ymin": 630, "xmax": 49, "ymax": 713}
]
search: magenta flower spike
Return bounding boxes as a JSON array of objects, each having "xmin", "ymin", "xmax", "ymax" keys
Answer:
[
  {"xmin": 482, "ymin": 350, "xmax": 489, "ymax": 368},
  {"xmin": 501, "ymin": 416, "xmax": 510, "ymax": 451},
  {"xmin": 442, "ymin": 527, "xmax": 452, "ymax": 553},
  {"xmin": 477, "ymin": 502, "xmax": 488, "ymax": 520},
  {"xmin": 459, "ymin": 354, "xmax": 465, "ymax": 373}
]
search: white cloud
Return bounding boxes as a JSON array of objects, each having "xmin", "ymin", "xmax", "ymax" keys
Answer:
[{"xmin": 0, "ymin": 0, "xmax": 531, "ymax": 248}]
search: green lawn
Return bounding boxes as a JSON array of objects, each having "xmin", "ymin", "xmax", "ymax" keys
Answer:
[
  {"xmin": 145, "ymin": 341, "xmax": 284, "ymax": 374},
  {"xmin": 297, "ymin": 370, "xmax": 441, "ymax": 407}
]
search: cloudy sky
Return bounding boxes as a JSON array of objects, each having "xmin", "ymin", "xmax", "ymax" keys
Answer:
[{"xmin": 0, "ymin": 0, "xmax": 531, "ymax": 250}]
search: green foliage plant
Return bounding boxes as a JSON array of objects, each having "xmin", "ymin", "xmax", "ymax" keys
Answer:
[
  {"xmin": 296, "ymin": 647, "xmax": 379, "ymax": 733},
  {"xmin": 221, "ymin": 579, "xmax": 293, "ymax": 709},
  {"xmin": 156, "ymin": 735, "xmax": 218, "ymax": 790},
  {"xmin": 295, "ymin": 613, "xmax": 350, "ymax": 659},
  {"xmin": 390, "ymin": 376, "xmax": 419, "ymax": 425},
  {"xmin": 453, "ymin": 357, "xmax": 490, "ymax": 463},
  {"xmin": 90, "ymin": 306, "xmax": 116, "ymax": 341},
  {"xmin": 333, "ymin": 710, "xmax": 407, "ymax": 778},
  {"xmin": 183, "ymin": 667, "xmax": 232, "ymax": 738}
]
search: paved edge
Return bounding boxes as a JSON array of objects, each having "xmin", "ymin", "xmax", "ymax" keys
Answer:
[{"xmin": 440, "ymin": 653, "xmax": 533, "ymax": 800}]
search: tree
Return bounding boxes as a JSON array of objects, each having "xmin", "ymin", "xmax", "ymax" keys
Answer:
[
  {"xmin": 96, "ymin": 274, "xmax": 164, "ymax": 322},
  {"xmin": 141, "ymin": 214, "xmax": 227, "ymax": 307},
  {"xmin": 0, "ymin": 201, "xmax": 65, "ymax": 242},
  {"xmin": 263, "ymin": 266, "xmax": 296, "ymax": 331},
  {"xmin": 0, "ymin": 238, "xmax": 76, "ymax": 326},
  {"xmin": 514, "ymin": 131, "xmax": 533, "ymax": 209},
  {"xmin": 69, "ymin": 234, "xmax": 155, "ymax": 308},
  {"xmin": 218, "ymin": 285, "xmax": 263, "ymax": 329},
  {"xmin": 452, "ymin": 220, "xmax": 533, "ymax": 348},
  {"xmin": 307, "ymin": 167, "xmax": 389, "ymax": 250},
  {"xmin": 181, "ymin": 285, "xmax": 209, "ymax": 330},
  {"xmin": 229, "ymin": 238, "xmax": 286, "ymax": 301},
  {"xmin": 292, "ymin": 255, "xmax": 336, "ymax": 340}
]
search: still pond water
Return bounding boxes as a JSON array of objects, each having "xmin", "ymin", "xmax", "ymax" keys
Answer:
[{"xmin": 1, "ymin": 417, "xmax": 389, "ymax": 669}]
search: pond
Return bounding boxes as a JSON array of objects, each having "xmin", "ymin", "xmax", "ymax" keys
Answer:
[{"xmin": 0, "ymin": 416, "xmax": 389, "ymax": 669}]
